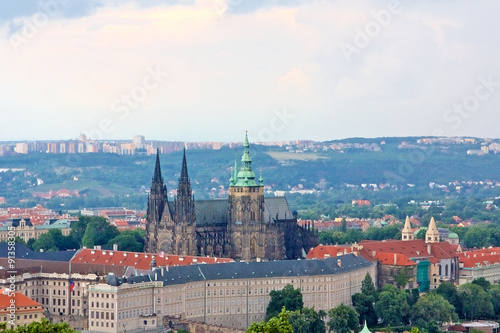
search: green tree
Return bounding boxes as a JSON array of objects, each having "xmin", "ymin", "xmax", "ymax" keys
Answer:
[
  {"xmin": 266, "ymin": 284, "xmax": 304, "ymax": 321},
  {"xmin": 488, "ymin": 284, "xmax": 500, "ymax": 318},
  {"xmin": 435, "ymin": 281, "xmax": 461, "ymax": 311},
  {"xmin": 352, "ymin": 272, "xmax": 378, "ymax": 326},
  {"xmin": 0, "ymin": 318, "xmax": 77, "ymax": 332},
  {"xmin": 393, "ymin": 267, "xmax": 410, "ymax": 290},
  {"xmin": 341, "ymin": 218, "xmax": 347, "ymax": 233},
  {"xmin": 108, "ymin": 233, "xmax": 143, "ymax": 252},
  {"xmin": 32, "ymin": 231, "xmax": 57, "ymax": 252},
  {"xmin": 458, "ymin": 283, "xmax": 494, "ymax": 320},
  {"xmin": 288, "ymin": 307, "xmax": 326, "ymax": 333},
  {"xmin": 464, "ymin": 226, "xmax": 491, "ymax": 248},
  {"xmin": 328, "ymin": 304, "xmax": 358, "ymax": 333},
  {"xmin": 411, "ymin": 293, "xmax": 457, "ymax": 330},
  {"xmin": 247, "ymin": 307, "xmax": 293, "ymax": 333},
  {"xmin": 81, "ymin": 217, "xmax": 119, "ymax": 248},
  {"xmin": 471, "ymin": 277, "xmax": 490, "ymax": 291},
  {"xmin": 70, "ymin": 216, "xmax": 92, "ymax": 248},
  {"xmin": 415, "ymin": 229, "xmax": 426, "ymax": 240},
  {"xmin": 375, "ymin": 285, "xmax": 410, "ymax": 325},
  {"xmin": 13, "ymin": 236, "xmax": 26, "ymax": 246},
  {"xmin": 361, "ymin": 273, "xmax": 377, "ymax": 300},
  {"xmin": 352, "ymin": 293, "xmax": 377, "ymax": 327}
]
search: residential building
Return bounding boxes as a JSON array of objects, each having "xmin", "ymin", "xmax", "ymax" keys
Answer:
[
  {"xmin": 0, "ymin": 289, "xmax": 45, "ymax": 329},
  {"xmin": 458, "ymin": 247, "xmax": 500, "ymax": 284},
  {"xmin": 0, "ymin": 218, "xmax": 72, "ymax": 243}
]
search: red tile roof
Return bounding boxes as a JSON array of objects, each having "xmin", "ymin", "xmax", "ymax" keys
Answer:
[
  {"xmin": 459, "ymin": 248, "xmax": 500, "ymax": 268},
  {"xmin": 0, "ymin": 289, "xmax": 42, "ymax": 310},
  {"xmin": 374, "ymin": 252, "xmax": 416, "ymax": 266},
  {"xmin": 306, "ymin": 245, "xmax": 354, "ymax": 259},
  {"xmin": 71, "ymin": 249, "xmax": 233, "ymax": 270}
]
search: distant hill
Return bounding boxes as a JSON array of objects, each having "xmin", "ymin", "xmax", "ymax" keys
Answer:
[{"xmin": 0, "ymin": 136, "xmax": 499, "ymax": 209}]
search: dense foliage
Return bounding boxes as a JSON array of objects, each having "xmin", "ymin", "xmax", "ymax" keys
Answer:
[
  {"xmin": 0, "ymin": 318, "xmax": 77, "ymax": 333},
  {"xmin": 266, "ymin": 284, "xmax": 304, "ymax": 321}
]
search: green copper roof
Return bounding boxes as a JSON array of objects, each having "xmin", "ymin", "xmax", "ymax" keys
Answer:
[
  {"xmin": 231, "ymin": 132, "xmax": 262, "ymax": 187},
  {"xmin": 360, "ymin": 321, "xmax": 372, "ymax": 333}
]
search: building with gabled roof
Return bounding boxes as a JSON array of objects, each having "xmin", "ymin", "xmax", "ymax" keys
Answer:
[
  {"xmin": 0, "ymin": 289, "xmax": 45, "ymax": 329},
  {"xmin": 458, "ymin": 247, "xmax": 500, "ymax": 284},
  {"xmin": 307, "ymin": 236, "xmax": 459, "ymax": 291}
]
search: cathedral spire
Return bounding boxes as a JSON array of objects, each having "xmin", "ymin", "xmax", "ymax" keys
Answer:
[
  {"xmin": 153, "ymin": 148, "xmax": 163, "ymax": 183},
  {"xmin": 180, "ymin": 148, "xmax": 189, "ymax": 181},
  {"xmin": 231, "ymin": 131, "xmax": 259, "ymax": 187}
]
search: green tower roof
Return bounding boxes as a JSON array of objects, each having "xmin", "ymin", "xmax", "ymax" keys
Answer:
[
  {"xmin": 360, "ymin": 321, "xmax": 372, "ymax": 333},
  {"xmin": 231, "ymin": 132, "xmax": 262, "ymax": 187}
]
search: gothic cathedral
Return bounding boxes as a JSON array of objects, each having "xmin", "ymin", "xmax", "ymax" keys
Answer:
[{"xmin": 144, "ymin": 133, "xmax": 317, "ymax": 261}]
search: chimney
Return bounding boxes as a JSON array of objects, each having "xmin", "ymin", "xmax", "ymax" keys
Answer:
[
  {"xmin": 427, "ymin": 244, "xmax": 432, "ymax": 254},
  {"xmin": 372, "ymin": 250, "xmax": 376, "ymax": 257},
  {"xmin": 394, "ymin": 253, "xmax": 397, "ymax": 265},
  {"xmin": 337, "ymin": 259, "xmax": 341, "ymax": 267},
  {"xmin": 113, "ymin": 244, "xmax": 118, "ymax": 251}
]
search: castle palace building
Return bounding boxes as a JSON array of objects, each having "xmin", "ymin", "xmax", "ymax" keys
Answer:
[{"xmin": 144, "ymin": 133, "xmax": 317, "ymax": 261}]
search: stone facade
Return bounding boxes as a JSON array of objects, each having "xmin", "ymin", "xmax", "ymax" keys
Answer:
[
  {"xmin": 87, "ymin": 254, "xmax": 376, "ymax": 332},
  {"xmin": 145, "ymin": 134, "xmax": 317, "ymax": 261}
]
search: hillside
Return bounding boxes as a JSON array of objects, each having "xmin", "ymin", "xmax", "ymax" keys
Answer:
[{"xmin": 0, "ymin": 136, "xmax": 499, "ymax": 211}]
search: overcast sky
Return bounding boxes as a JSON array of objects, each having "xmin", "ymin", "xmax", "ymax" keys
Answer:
[{"xmin": 0, "ymin": 0, "xmax": 499, "ymax": 142}]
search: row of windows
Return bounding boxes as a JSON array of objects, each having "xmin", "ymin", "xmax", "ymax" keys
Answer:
[
  {"xmin": 90, "ymin": 311, "xmax": 115, "ymax": 320},
  {"xmin": 91, "ymin": 292, "xmax": 114, "ymax": 298},
  {"xmin": 90, "ymin": 321, "xmax": 114, "ymax": 328},
  {"xmin": 2, "ymin": 314, "xmax": 39, "ymax": 321},
  {"xmin": 90, "ymin": 302, "xmax": 114, "ymax": 309}
]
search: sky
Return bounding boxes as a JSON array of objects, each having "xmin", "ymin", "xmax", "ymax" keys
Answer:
[{"xmin": 0, "ymin": 0, "xmax": 499, "ymax": 142}]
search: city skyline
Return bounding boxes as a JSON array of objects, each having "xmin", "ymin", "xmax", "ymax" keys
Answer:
[{"xmin": 1, "ymin": 1, "xmax": 499, "ymax": 142}]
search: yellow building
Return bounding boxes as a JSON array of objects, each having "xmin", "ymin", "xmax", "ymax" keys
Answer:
[{"xmin": 0, "ymin": 289, "xmax": 45, "ymax": 329}]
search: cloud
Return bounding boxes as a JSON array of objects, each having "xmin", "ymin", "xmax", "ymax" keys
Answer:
[{"xmin": 0, "ymin": 0, "xmax": 499, "ymax": 141}]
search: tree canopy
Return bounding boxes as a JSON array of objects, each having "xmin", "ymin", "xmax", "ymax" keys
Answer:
[
  {"xmin": 247, "ymin": 307, "xmax": 293, "ymax": 333},
  {"xmin": 266, "ymin": 284, "xmax": 304, "ymax": 321},
  {"xmin": 0, "ymin": 318, "xmax": 77, "ymax": 333},
  {"xmin": 328, "ymin": 304, "xmax": 358, "ymax": 333}
]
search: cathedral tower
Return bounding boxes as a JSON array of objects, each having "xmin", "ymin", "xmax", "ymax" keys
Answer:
[
  {"xmin": 173, "ymin": 149, "xmax": 197, "ymax": 256},
  {"xmin": 228, "ymin": 132, "xmax": 266, "ymax": 261},
  {"xmin": 144, "ymin": 150, "xmax": 175, "ymax": 253}
]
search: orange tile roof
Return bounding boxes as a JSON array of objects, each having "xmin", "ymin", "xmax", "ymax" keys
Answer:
[
  {"xmin": 71, "ymin": 249, "xmax": 233, "ymax": 270},
  {"xmin": 0, "ymin": 289, "xmax": 42, "ymax": 310},
  {"xmin": 430, "ymin": 242, "xmax": 459, "ymax": 259},
  {"xmin": 306, "ymin": 245, "xmax": 354, "ymax": 259},
  {"xmin": 459, "ymin": 248, "xmax": 500, "ymax": 268},
  {"xmin": 374, "ymin": 252, "xmax": 416, "ymax": 266}
]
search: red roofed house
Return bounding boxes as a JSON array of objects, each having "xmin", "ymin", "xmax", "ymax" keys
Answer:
[
  {"xmin": 458, "ymin": 247, "xmax": 500, "ymax": 284},
  {"xmin": 0, "ymin": 289, "xmax": 45, "ymax": 329}
]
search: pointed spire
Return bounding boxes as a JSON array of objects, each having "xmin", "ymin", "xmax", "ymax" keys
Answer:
[
  {"xmin": 231, "ymin": 131, "xmax": 259, "ymax": 187},
  {"xmin": 180, "ymin": 148, "xmax": 188, "ymax": 181},
  {"xmin": 153, "ymin": 148, "xmax": 162, "ymax": 183},
  {"xmin": 360, "ymin": 320, "xmax": 372, "ymax": 333},
  {"xmin": 402, "ymin": 215, "xmax": 413, "ymax": 241},
  {"xmin": 425, "ymin": 217, "xmax": 440, "ymax": 243}
]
